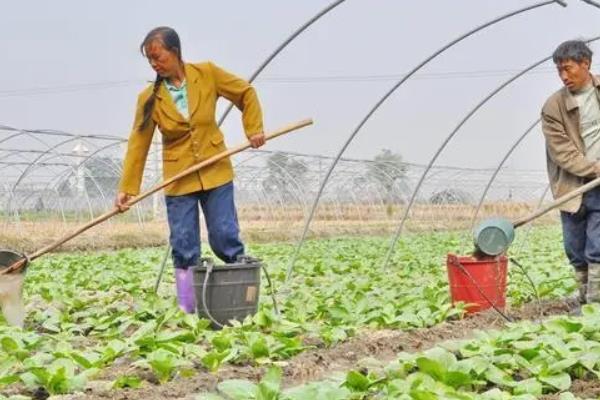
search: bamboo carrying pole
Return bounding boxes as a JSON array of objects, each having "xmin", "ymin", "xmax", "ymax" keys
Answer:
[{"xmin": 0, "ymin": 119, "xmax": 313, "ymax": 276}]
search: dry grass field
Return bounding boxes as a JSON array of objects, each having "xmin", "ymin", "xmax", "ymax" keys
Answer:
[{"xmin": 0, "ymin": 201, "xmax": 559, "ymax": 253}]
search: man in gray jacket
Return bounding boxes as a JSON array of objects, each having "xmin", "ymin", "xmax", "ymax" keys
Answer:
[{"xmin": 542, "ymin": 40, "xmax": 600, "ymax": 305}]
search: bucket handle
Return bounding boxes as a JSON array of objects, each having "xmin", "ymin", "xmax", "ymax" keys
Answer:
[
  {"xmin": 199, "ymin": 257, "xmax": 280, "ymax": 329},
  {"xmin": 200, "ymin": 259, "xmax": 224, "ymax": 329},
  {"xmin": 232, "ymin": 255, "xmax": 280, "ymax": 316},
  {"xmin": 452, "ymin": 259, "xmax": 512, "ymax": 322}
]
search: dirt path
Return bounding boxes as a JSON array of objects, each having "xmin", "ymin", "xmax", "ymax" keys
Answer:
[
  {"xmin": 541, "ymin": 378, "xmax": 600, "ymax": 399},
  {"xmin": 29, "ymin": 298, "xmax": 577, "ymax": 400}
]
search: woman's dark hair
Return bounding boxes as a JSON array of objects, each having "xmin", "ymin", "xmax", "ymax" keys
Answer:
[{"xmin": 139, "ymin": 27, "xmax": 183, "ymax": 130}]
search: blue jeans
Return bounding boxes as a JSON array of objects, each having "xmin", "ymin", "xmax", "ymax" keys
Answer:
[
  {"xmin": 165, "ymin": 182, "xmax": 244, "ymax": 268},
  {"xmin": 560, "ymin": 187, "xmax": 600, "ymax": 270}
]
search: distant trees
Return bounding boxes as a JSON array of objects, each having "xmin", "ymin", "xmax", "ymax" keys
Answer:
[
  {"xmin": 366, "ymin": 149, "xmax": 408, "ymax": 206},
  {"xmin": 262, "ymin": 152, "xmax": 308, "ymax": 201}
]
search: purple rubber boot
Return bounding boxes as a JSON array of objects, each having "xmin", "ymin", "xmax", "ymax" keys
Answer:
[{"xmin": 174, "ymin": 268, "xmax": 196, "ymax": 313}]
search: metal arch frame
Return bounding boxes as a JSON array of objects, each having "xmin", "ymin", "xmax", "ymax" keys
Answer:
[
  {"xmin": 0, "ymin": 151, "xmax": 41, "ymax": 173},
  {"xmin": 0, "ymin": 125, "xmax": 19, "ymax": 133},
  {"xmin": 242, "ymin": 165, "xmax": 281, "ymax": 223},
  {"xmin": 6, "ymin": 135, "xmax": 119, "ymax": 221},
  {"xmin": 1, "ymin": 151, "xmax": 73, "ymax": 222},
  {"xmin": 0, "ymin": 147, "xmax": 115, "ymax": 223},
  {"xmin": 258, "ymin": 162, "xmax": 291, "ymax": 219},
  {"xmin": 33, "ymin": 153, "xmax": 100, "ymax": 215},
  {"xmin": 582, "ymin": 0, "xmax": 600, "ymax": 9},
  {"xmin": 230, "ymin": 152, "xmax": 278, "ymax": 219},
  {"xmin": 1, "ymin": 127, "xmax": 127, "ymax": 177},
  {"xmin": 323, "ymin": 173, "xmax": 355, "ymax": 221},
  {"xmin": 27, "ymin": 128, "xmax": 126, "ymax": 143},
  {"xmin": 470, "ymin": 118, "xmax": 541, "ymax": 229},
  {"xmin": 11, "ymin": 158, "xmax": 95, "ymax": 223},
  {"xmin": 63, "ymin": 156, "xmax": 117, "ymax": 220},
  {"xmin": 40, "ymin": 172, "xmax": 72, "ymax": 225},
  {"xmin": 10, "ymin": 135, "xmax": 96, "ymax": 194},
  {"xmin": 242, "ymin": 164, "xmax": 284, "ymax": 225},
  {"xmin": 155, "ymin": 3, "xmax": 349, "ymax": 270},
  {"xmin": 0, "ymin": 129, "xmax": 121, "ymax": 146},
  {"xmin": 72, "ymin": 139, "xmax": 160, "ymax": 226},
  {"xmin": 470, "ymin": 12, "xmax": 600, "ymax": 226},
  {"xmin": 334, "ymin": 173, "xmax": 367, "ymax": 222},
  {"xmin": 262, "ymin": 153, "xmax": 310, "ymax": 209},
  {"xmin": 359, "ymin": 180, "xmax": 389, "ymax": 219},
  {"xmin": 513, "ymin": 185, "xmax": 552, "ymax": 255},
  {"xmin": 470, "ymin": 0, "xmax": 600, "ymax": 234},
  {"xmin": 54, "ymin": 167, "xmax": 94, "ymax": 226},
  {"xmin": 234, "ymin": 150, "xmax": 416, "ymax": 211},
  {"xmin": 232, "ymin": 151, "xmax": 267, "ymax": 169},
  {"xmin": 69, "ymin": 142, "xmax": 130, "ymax": 210},
  {"xmin": 217, "ymin": 0, "xmax": 347, "ymax": 126},
  {"xmin": 260, "ymin": 155, "xmax": 307, "ymax": 218},
  {"xmin": 0, "ymin": 131, "xmax": 34, "ymax": 146},
  {"xmin": 38, "ymin": 150, "xmax": 119, "ymax": 203},
  {"xmin": 233, "ymin": 172, "xmax": 270, "ymax": 222},
  {"xmin": 153, "ymin": 0, "xmax": 346, "ymax": 261},
  {"xmin": 382, "ymin": 60, "xmax": 546, "ymax": 265},
  {"xmin": 73, "ymin": 145, "xmax": 124, "ymax": 176},
  {"xmin": 58, "ymin": 138, "xmax": 158, "ymax": 226},
  {"xmin": 362, "ymin": 160, "xmax": 412, "ymax": 206},
  {"xmin": 0, "ymin": 148, "xmax": 89, "ymax": 161},
  {"xmin": 0, "ymin": 129, "xmax": 72, "ymax": 166},
  {"xmin": 382, "ymin": 34, "xmax": 600, "ymax": 269},
  {"xmin": 334, "ymin": 160, "xmax": 399, "ymax": 221},
  {"xmin": 286, "ymin": 0, "xmax": 566, "ymax": 280},
  {"xmin": 0, "ymin": 160, "xmax": 70, "ymax": 168},
  {"xmin": 244, "ymin": 181, "xmax": 275, "ymax": 226},
  {"xmin": 0, "ymin": 157, "xmax": 26, "ymax": 224}
]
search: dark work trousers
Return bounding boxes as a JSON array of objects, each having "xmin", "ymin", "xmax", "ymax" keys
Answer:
[
  {"xmin": 165, "ymin": 181, "xmax": 244, "ymax": 268},
  {"xmin": 560, "ymin": 187, "xmax": 600, "ymax": 271}
]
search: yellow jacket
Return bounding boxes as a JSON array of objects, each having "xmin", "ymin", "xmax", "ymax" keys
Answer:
[{"xmin": 119, "ymin": 62, "xmax": 263, "ymax": 196}]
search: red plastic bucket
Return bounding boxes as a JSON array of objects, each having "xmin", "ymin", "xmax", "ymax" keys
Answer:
[{"xmin": 446, "ymin": 254, "xmax": 508, "ymax": 313}]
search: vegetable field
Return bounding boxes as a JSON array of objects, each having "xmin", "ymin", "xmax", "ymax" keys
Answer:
[{"xmin": 1, "ymin": 225, "xmax": 596, "ymax": 399}]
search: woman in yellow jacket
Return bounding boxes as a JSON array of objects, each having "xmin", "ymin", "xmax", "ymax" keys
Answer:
[{"xmin": 115, "ymin": 27, "xmax": 265, "ymax": 313}]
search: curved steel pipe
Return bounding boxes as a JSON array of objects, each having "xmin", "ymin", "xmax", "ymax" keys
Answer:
[
  {"xmin": 581, "ymin": 0, "xmax": 600, "ymax": 9},
  {"xmin": 217, "ymin": 0, "xmax": 346, "ymax": 126},
  {"xmin": 287, "ymin": 0, "xmax": 565, "ymax": 281},
  {"xmin": 10, "ymin": 136, "xmax": 92, "ymax": 194},
  {"xmin": 381, "ymin": 35, "xmax": 600, "ymax": 269},
  {"xmin": 512, "ymin": 184, "xmax": 551, "ymax": 256},
  {"xmin": 6, "ymin": 135, "xmax": 97, "ymax": 219},
  {"xmin": 470, "ymin": 118, "xmax": 541, "ymax": 229},
  {"xmin": 157, "ymin": 0, "xmax": 348, "ymax": 271}
]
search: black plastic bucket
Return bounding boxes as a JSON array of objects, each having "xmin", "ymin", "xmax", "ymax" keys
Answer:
[{"xmin": 191, "ymin": 256, "xmax": 261, "ymax": 329}]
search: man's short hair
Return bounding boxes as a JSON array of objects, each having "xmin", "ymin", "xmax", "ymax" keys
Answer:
[{"xmin": 552, "ymin": 40, "xmax": 593, "ymax": 64}]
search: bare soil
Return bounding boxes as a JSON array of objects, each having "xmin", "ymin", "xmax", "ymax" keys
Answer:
[
  {"xmin": 21, "ymin": 298, "xmax": 578, "ymax": 400},
  {"xmin": 541, "ymin": 378, "xmax": 600, "ymax": 399}
]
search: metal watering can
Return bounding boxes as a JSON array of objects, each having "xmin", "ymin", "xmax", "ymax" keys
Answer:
[
  {"xmin": 473, "ymin": 217, "xmax": 515, "ymax": 256},
  {"xmin": 474, "ymin": 177, "xmax": 600, "ymax": 256}
]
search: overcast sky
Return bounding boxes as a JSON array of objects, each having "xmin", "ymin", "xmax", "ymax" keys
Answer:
[{"xmin": 2, "ymin": 0, "xmax": 600, "ymax": 171}]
